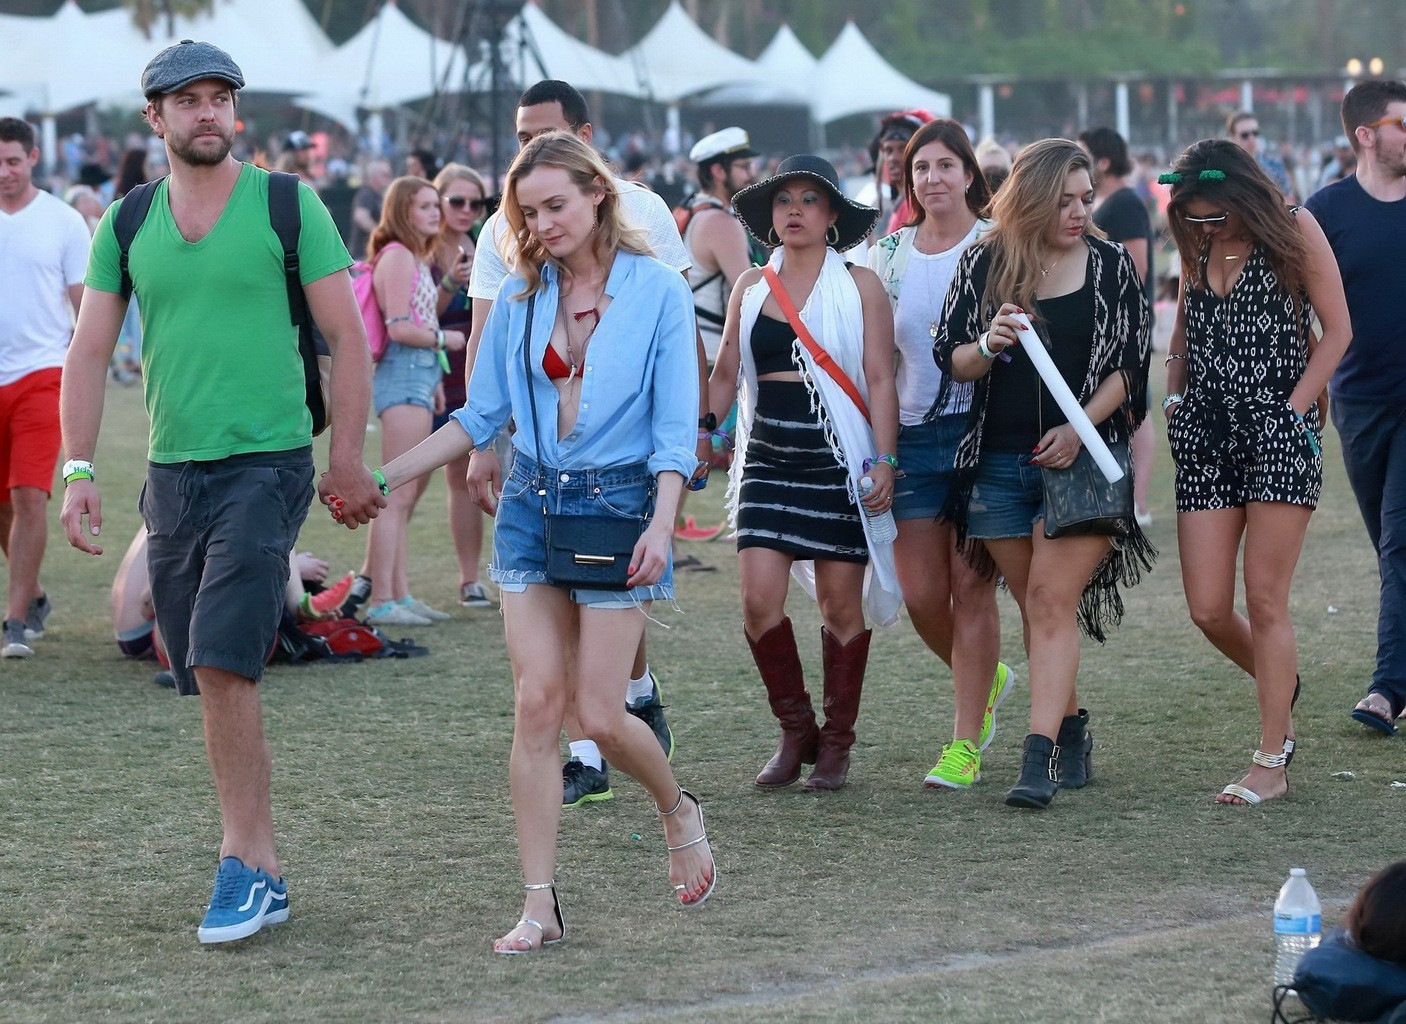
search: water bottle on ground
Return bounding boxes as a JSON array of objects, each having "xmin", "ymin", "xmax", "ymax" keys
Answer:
[
  {"xmin": 1273, "ymin": 867, "xmax": 1322, "ymax": 988},
  {"xmin": 856, "ymin": 475, "xmax": 898, "ymax": 544}
]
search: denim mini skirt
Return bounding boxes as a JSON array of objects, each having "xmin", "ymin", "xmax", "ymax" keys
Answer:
[{"xmin": 491, "ymin": 453, "xmax": 673, "ymax": 608}]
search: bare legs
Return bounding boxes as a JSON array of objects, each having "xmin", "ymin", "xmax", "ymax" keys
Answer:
[
  {"xmin": 986, "ymin": 531, "xmax": 1113, "ymax": 741},
  {"xmin": 3, "ymin": 487, "xmax": 48, "ymax": 622},
  {"xmin": 894, "ymin": 518, "xmax": 1000, "ymax": 743},
  {"xmin": 1179, "ymin": 503, "xmax": 1312, "ymax": 804},
  {"xmin": 442, "ymin": 451, "xmax": 485, "ymax": 591},
  {"xmin": 363, "ymin": 404, "xmax": 433, "ymax": 606},
  {"xmin": 196, "ymin": 666, "xmax": 278, "ymax": 876},
  {"xmin": 493, "ymin": 588, "xmax": 711, "ymax": 953}
]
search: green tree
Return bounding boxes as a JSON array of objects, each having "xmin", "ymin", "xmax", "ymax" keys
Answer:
[{"xmin": 122, "ymin": 0, "xmax": 215, "ymax": 38}]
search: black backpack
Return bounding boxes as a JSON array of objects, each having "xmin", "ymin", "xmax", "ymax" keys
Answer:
[{"xmin": 113, "ymin": 170, "xmax": 328, "ymax": 435}]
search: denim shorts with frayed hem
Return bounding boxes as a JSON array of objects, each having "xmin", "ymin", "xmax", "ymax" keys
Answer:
[
  {"xmin": 491, "ymin": 453, "xmax": 673, "ymax": 608},
  {"xmin": 892, "ymin": 412, "xmax": 966, "ymax": 522},
  {"xmin": 966, "ymin": 450, "xmax": 1047, "ymax": 540},
  {"xmin": 140, "ymin": 448, "xmax": 313, "ymax": 695},
  {"xmin": 373, "ymin": 341, "xmax": 440, "ymax": 416}
]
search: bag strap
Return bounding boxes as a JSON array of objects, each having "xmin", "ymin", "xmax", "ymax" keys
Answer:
[
  {"xmin": 521, "ymin": 295, "xmax": 545, "ymax": 505},
  {"xmin": 114, "ymin": 178, "xmax": 164, "ymax": 301},
  {"xmin": 268, "ymin": 171, "xmax": 327, "ymax": 436},
  {"xmin": 761, "ymin": 265, "xmax": 870, "ymax": 423}
]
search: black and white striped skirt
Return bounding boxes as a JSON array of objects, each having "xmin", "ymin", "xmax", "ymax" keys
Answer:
[{"xmin": 736, "ymin": 380, "xmax": 868, "ymax": 563}]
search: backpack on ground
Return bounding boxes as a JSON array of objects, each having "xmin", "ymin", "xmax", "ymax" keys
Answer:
[{"xmin": 113, "ymin": 170, "xmax": 328, "ymax": 435}]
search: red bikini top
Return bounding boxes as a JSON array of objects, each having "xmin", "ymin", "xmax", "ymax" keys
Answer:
[{"xmin": 543, "ymin": 344, "xmax": 572, "ymax": 380}]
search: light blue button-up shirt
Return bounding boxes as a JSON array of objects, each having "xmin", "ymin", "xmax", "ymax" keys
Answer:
[{"xmin": 453, "ymin": 250, "xmax": 699, "ymax": 480}]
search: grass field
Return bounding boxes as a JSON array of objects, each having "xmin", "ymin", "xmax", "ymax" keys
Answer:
[{"xmin": 2, "ymin": 380, "xmax": 1402, "ymax": 1024}]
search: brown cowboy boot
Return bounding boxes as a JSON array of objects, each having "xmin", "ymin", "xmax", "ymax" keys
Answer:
[
  {"xmin": 805, "ymin": 626, "xmax": 872, "ymax": 791},
  {"xmin": 746, "ymin": 617, "xmax": 820, "ymax": 788}
]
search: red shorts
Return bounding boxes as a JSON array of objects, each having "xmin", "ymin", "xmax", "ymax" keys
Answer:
[{"xmin": 0, "ymin": 367, "xmax": 63, "ymax": 496}]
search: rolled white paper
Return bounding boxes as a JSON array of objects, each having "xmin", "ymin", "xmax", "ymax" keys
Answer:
[{"xmin": 1013, "ymin": 317, "xmax": 1125, "ymax": 483}]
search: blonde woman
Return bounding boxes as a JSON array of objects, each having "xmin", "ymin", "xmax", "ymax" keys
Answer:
[
  {"xmin": 935, "ymin": 139, "xmax": 1152, "ymax": 810},
  {"xmin": 332, "ymin": 132, "xmax": 715, "ymax": 951}
]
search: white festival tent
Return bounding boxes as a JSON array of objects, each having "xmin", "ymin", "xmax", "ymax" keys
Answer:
[
  {"xmin": 811, "ymin": 21, "xmax": 951, "ymax": 125},
  {"xmin": 464, "ymin": 1, "xmax": 642, "ymax": 99},
  {"xmin": 625, "ymin": 1, "xmax": 768, "ymax": 105},
  {"xmin": 694, "ymin": 23, "xmax": 817, "ymax": 106},
  {"xmin": 301, "ymin": 0, "xmax": 469, "ymax": 129}
]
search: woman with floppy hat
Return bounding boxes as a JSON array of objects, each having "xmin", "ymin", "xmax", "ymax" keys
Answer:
[
  {"xmin": 934, "ymin": 138, "xmax": 1153, "ymax": 810},
  {"xmin": 1160, "ymin": 139, "xmax": 1349, "ymax": 806},
  {"xmin": 867, "ymin": 118, "xmax": 1012, "ymax": 792},
  {"xmin": 705, "ymin": 155, "xmax": 901, "ymax": 792}
]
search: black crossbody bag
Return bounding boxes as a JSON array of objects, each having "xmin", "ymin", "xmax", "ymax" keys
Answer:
[
  {"xmin": 522, "ymin": 295, "xmax": 648, "ymax": 589},
  {"xmin": 1033, "ymin": 328, "xmax": 1133, "ymax": 539}
]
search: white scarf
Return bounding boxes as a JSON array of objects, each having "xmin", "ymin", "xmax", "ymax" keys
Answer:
[{"xmin": 727, "ymin": 247, "xmax": 902, "ymax": 628}]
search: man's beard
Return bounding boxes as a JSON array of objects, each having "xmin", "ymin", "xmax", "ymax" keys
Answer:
[{"xmin": 169, "ymin": 128, "xmax": 233, "ymax": 167}]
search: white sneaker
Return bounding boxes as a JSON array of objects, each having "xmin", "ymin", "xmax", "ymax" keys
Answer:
[
  {"xmin": 365, "ymin": 602, "xmax": 432, "ymax": 627},
  {"xmin": 460, "ymin": 582, "xmax": 494, "ymax": 608},
  {"xmin": 402, "ymin": 596, "xmax": 451, "ymax": 621},
  {"xmin": 2, "ymin": 619, "xmax": 34, "ymax": 658}
]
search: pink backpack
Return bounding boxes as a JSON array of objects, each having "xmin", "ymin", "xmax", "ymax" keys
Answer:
[{"xmin": 351, "ymin": 242, "xmax": 417, "ymax": 362}]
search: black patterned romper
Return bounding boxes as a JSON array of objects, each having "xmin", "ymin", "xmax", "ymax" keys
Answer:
[{"xmin": 1167, "ymin": 237, "xmax": 1322, "ymax": 512}]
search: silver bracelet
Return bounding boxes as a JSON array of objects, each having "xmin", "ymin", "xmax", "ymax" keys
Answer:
[{"xmin": 1164, "ymin": 352, "xmax": 1187, "ymax": 365}]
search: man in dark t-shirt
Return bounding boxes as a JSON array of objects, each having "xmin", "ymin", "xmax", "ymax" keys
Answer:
[
  {"xmin": 1304, "ymin": 79, "xmax": 1406, "ymax": 736},
  {"xmin": 346, "ymin": 158, "xmax": 390, "ymax": 261},
  {"xmin": 1081, "ymin": 127, "xmax": 1156, "ymax": 525}
]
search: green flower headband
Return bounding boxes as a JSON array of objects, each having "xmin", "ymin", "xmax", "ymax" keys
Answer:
[{"xmin": 1157, "ymin": 169, "xmax": 1227, "ymax": 184}]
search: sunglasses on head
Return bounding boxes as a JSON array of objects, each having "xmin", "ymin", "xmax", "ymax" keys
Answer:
[
  {"xmin": 1364, "ymin": 114, "xmax": 1406, "ymax": 132},
  {"xmin": 1237, "ymin": 128, "xmax": 1260, "ymax": 139},
  {"xmin": 444, "ymin": 195, "xmax": 485, "ymax": 211},
  {"xmin": 1183, "ymin": 212, "xmax": 1229, "ymax": 224}
]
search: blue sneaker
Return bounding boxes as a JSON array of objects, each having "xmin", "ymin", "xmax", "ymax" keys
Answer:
[{"xmin": 197, "ymin": 856, "xmax": 289, "ymax": 944}]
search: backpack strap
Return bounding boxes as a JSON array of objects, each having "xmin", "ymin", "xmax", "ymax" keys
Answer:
[
  {"xmin": 114, "ymin": 179, "xmax": 163, "ymax": 301},
  {"xmin": 268, "ymin": 170, "xmax": 327, "ymax": 436}
]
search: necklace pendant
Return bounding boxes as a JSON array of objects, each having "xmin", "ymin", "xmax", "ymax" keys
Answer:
[{"xmin": 929, "ymin": 320, "xmax": 940, "ymax": 340}]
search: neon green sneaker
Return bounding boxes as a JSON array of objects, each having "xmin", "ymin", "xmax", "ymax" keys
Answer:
[
  {"xmin": 978, "ymin": 662, "xmax": 1016, "ymax": 752},
  {"xmin": 924, "ymin": 739, "xmax": 981, "ymax": 789}
]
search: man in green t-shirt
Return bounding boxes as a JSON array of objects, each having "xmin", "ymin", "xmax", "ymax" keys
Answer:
[{"xmin": 58, "ymin": 40, "xmax": 385, "ymax": 945}]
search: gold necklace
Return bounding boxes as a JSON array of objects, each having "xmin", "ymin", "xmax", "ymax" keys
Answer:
[{"xmin": 1039, "ymin": 251, "xmax": 1066, "ymax": 278}]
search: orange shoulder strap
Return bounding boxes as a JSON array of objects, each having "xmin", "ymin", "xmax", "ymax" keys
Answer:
[{"xmin": 761, "ymin": 265, "xmax": 870, "ymax": 423}]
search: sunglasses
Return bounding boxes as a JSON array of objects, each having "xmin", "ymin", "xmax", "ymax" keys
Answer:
[
  {"xmin": 1364, "ymin": 114, "xmax": 1406, "ymax": 132},
  {"xmin": 444, "ymin": 195, "xmax": 486, "ymax": 211},
  {"xmin": 1237, "ymin": 129, "xmax": 1260, "ymax": 139},
  {"xmin": 1183, "ymin": 212, "xmax": 1229, "ymax": 224}
]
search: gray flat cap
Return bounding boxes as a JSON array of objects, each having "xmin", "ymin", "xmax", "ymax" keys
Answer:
[{"xmin": 141, "ymin": 39, "xmax": 245, "ymax": 99}]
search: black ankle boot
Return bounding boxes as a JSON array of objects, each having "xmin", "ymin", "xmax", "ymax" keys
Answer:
[
  {"xmin": 1056, "ymin": 709, "xmax": 1093, "ymax": 790},
  {"xmin": 1005, "ymin": 734, "xmax": 1060, "ymax": 809}
]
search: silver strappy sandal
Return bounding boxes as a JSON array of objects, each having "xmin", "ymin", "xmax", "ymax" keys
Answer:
[
  {"xmin": 493, "ymin": 882, "xmax": 566, "ymax": 954},
  {"xmin": 658, "ymin": 787, "xmax": 717, "ymax": 909}
]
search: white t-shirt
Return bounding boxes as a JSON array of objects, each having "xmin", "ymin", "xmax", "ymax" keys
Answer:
[
  {"xmin": 469, "ymin": 177, "xmax": 690, "ymax": 301},
  {"xmin": 893, "ymin": 221, "xmax": 981, "ymax": 424},
  {"xmin": 0, "ymin": 189, "xmax": 91, "ymax": 385}
]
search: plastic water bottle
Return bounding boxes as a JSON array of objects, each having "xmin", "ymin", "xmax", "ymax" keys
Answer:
[
  {"xmin": 856, "ymin": 475, "xmax": 898, "ymax": 544},
  {"xmin": 1273, "ymin": 867, "xmax": 1322, "ymax": 988}
]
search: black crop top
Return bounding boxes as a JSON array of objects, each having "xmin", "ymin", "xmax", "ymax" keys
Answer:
[{"xmin": 750, "ymin": 314, "xmax": 799, "ymax": 376}]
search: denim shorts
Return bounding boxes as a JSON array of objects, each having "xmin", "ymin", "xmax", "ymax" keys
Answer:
[
  {"xmin": 140, "ymin": 447, "xmax": 314, "ymax": 694},
  {"xmin": 892, "ymin": 412, "xmax": 966, "ymax": 521},
  {"xmin": 491, "ymin": 454, "xmax": 672, "ymax": 608},
  {"xmin": 967, "ymin": 450, "xmax": 1046, "ymax": 539},
  {"xmin": 373, "ymin": 342, "xmax": 441, "ymax": 416}
]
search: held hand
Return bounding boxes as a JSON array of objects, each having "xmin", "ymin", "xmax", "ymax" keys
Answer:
[
  {"xmin": 860, "ymin": 462, "xmax": 895, "ymax": 512},
  {"xmin": 467, "ymin": 449, "xmax": 502, "ymax": 515},
  {"xmin": 688, "ymin": 438, "xmax": 712, "ymax": 489},
  {"xmin": 318, "ymin": 464, "xmax": 385, "ymax": 529},
  {"xmin": 627, "ymin": 524, "xmax": 671, "ymax": 588},
  {"xmin": 432, "ymin": 382, "xmax": 447, "ymax": 416},
  {"xmin": 59, "ymin": 480, "xmax": 105, "ymax": 556},
  {"xmin": 1032, "ymin": 424, "xmax": 1082, "ymax": 469},
  {"xmin": 443, "ymin": 329, "xmax": 467, "ymax": 352}
]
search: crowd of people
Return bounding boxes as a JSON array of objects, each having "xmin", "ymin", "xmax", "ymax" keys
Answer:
[{"xmin": 3, "ymin": 33, "xmax": 1404, "ymax": 960}]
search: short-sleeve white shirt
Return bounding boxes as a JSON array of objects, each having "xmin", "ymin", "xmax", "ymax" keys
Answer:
[
  {"xmin": 0, "ymin": 189, "xmax": 91, "ymax": 385},
  {"xmin": 469, "ymin": 177, "xmax": 690, "ymax": 301}
]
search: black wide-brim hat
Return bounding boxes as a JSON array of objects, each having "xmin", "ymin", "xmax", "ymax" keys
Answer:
[{"xmin": 732, "ymin": 154, "xmax": 879, "ymax": 253}]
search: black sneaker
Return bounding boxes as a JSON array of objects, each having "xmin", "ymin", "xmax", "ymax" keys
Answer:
[
  {"xmin": 562, "ymin": 758, "xmax": 613, "ymax": 807},
  {"xmin": 627, "ymin": 674, "xmax": 675, "ymax": 762},
  {"xmin": 24, "ymin": 593, "xmax": 52, "ymax": 640}
]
